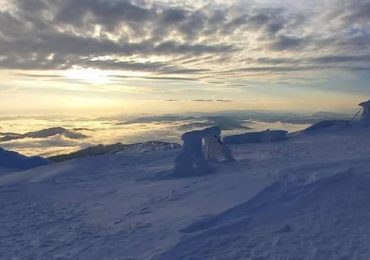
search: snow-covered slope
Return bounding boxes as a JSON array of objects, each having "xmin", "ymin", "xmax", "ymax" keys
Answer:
[
  {"xmin": 0, "ymin": 147, "xmax": 50, "ymax": 175},
  {"xmin": 159, "ymin": 169, "xmax": 370, "ymax": 260},
  {"xmin": 1, "ymin": 126, "xmax": 370, "ymax": 259}
]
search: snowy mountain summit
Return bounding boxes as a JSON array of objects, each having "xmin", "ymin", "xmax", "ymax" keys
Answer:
[{"xmin": 1, "ymin": 123, "xmax": 370, "ymax": 259}]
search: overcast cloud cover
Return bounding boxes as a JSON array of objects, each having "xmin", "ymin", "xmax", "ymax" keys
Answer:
[
  {"xmin": 0, "ymin": 0, "xmax": 370, "ymax": 113},
  {"xmin": 1, "ymin": 0, "xmax": 370, "ymax": 71}
]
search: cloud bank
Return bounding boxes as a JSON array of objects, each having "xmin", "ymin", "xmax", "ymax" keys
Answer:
[{"xmin": 1, "ymin": 0, "xmax": 369, "ymax": 81}]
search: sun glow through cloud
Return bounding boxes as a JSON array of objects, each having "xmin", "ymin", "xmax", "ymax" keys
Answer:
[
  {"xmin": 0, "ymin": 0, "xmax": 369, "ymax": 115},
  {"xmin": 63, "ymin": 68, "xmax": 112, "ymax": 84}
]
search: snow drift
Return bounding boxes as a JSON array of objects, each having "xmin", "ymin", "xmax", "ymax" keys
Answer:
[{"xmin": 157, "ymin": 169, "xmax": 370, "ymax": 259}]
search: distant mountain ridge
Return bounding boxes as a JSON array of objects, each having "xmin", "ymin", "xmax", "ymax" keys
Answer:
[
  {"xmin": 118, "ymin": 111, "xmax": 352, "ymax": 128},
  {"xmin": 0, "ymin": 127, "xmax": 87, "ymax": 142},
  {"xmin": 120, "ymin": 115, "xmax": 249, "ymax": 131}
]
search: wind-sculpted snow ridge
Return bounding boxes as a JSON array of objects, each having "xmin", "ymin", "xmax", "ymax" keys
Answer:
[
  {"xmin": 157, "ymin": 168, "xmax": 370, "ymax": 260},
  {"xmin": 0, "ymin": 147, "xmax": 50, "ymax": 174},
  {"xmin": 0, "ymin": 127, "xmax": 87, "ymax": 142},
  {"xmin": 303, "ymin": 120, "xmax": 353, "ymax": 133},
  {"xmin": 48, "ymin": 141, "xmax": 181, "ymax": 162}
]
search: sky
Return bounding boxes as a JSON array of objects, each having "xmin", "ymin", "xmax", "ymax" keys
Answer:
[{"xmin": 1, "ymin": 0, "xmax": 370, "ymax": 116}]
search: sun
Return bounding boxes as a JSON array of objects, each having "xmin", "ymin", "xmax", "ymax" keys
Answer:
[{"xmin": 63, "ymin": 68, "xmax": 112, "ymax": 84}]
